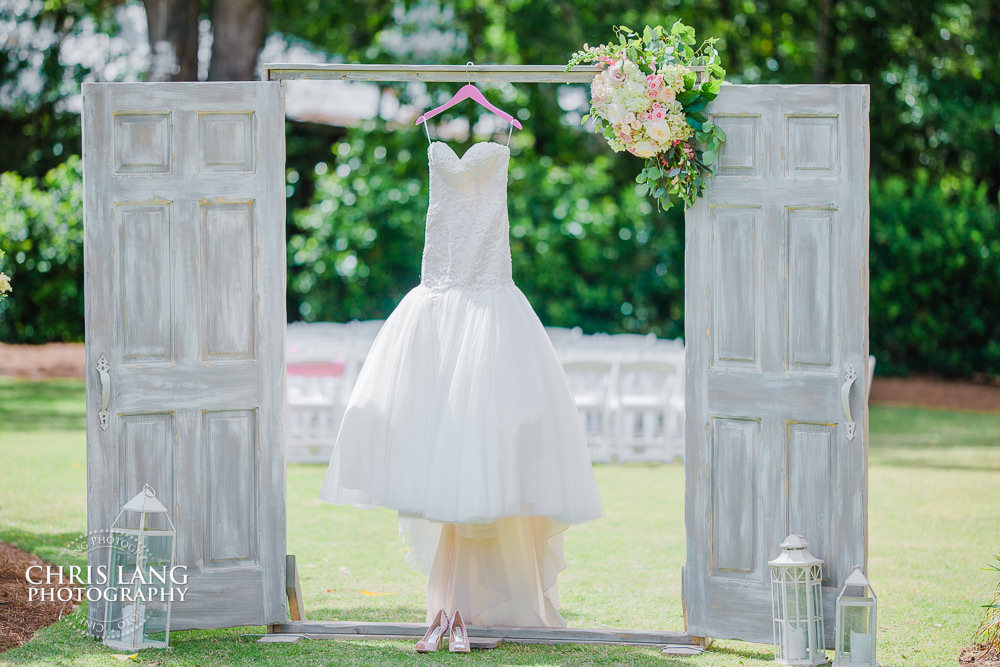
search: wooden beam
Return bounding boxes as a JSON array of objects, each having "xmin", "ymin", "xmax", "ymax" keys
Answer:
[
  {"xmin": 270, "ymin": 620, "xmax": 703, "ymax": 647},
  {"xmin": 262, "ymin": 63, "xmax": 705, "ymax": 84},
  {"xmin": 285, "ymin": 554, "xmax": 305, "ymax": 622}
]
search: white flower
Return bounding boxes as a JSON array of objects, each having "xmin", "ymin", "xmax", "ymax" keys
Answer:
[
  {"xmin": 665, "ymin": 113, "xmax": 694, "ymax": 141},
  {"xmin": 645, "ymin": 120, "xmax": 672, "ymax": 144},
  {"xmin": 629, "ymin": 139, "xmax": 658, "ymax": 158},
  {"xmin": 591, "ymin": 74, "xmax": 611, "ymax": 108},
  {"xmin": 657, "ymin": 86, "xmax": 676, "ymax": 104},
  {"xmin": 607, "ymin": 63, "xmax": 627, "ymax": 86},
  {"xmin": 660, "ymin": 64, "xmax": 686, "ymax": 93},
  {"xmin": 607, "ymin": 135, "xmax": 627, "ymax": 153},
  {"xmin": 605, "ymin": 102, "xmax": 627, "ymax": 124},
  {"xmin": 0, "ymin": 272, "xmax": 10, "ymax": 297}
]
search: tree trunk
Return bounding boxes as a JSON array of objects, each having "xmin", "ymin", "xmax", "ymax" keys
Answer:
[
  {"xmin": 208, "ymin": 0, "xmax": 269, "ymax": 81},
  {"xmin": 814, "ymin": 0, "xmax": 833, "ymax": 83},
  {"xmin": 142, "ymin": 0, "xmax": 200, "ymax": 81}
]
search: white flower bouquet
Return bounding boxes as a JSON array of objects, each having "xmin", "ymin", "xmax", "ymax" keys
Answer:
[{"xmin": 567, "ymin": 22, "xmax": 726, "ymax": 210}]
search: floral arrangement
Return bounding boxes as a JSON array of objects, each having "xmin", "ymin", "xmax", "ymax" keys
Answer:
[
  {"xmin": 566, "ymin": 22, "xmax": 726, "ymax": 210},
  {"xmin": 0, "ymin": 250, "xmax": 10, "ymax": 303}
]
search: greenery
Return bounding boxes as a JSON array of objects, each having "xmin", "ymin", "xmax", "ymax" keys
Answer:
[
  {"xmin": 974, "ymin": 553, "xmax": 1000, "ymax": 654},
  {"xmin": 0, "ymin": 1, "xmax": 997, "ymax": 380},
  {"xmin": 0, "ymin": 158, "xmax": 83, "ymax": 343},
  {"xmin": 1, "ymin": 376, "xmax": 999, "ymax": 665},
  {"xmin": 870, "ymin": 172, "xmax": 1000, "ymax": 378}
]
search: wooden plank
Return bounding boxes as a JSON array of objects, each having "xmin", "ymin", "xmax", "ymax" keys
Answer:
[
  {"xmin": 263, "ymin": 62, "xmax": 705, "ymax": 84},
  {"xmin": 271, "ymin": 621, "xmax": 702, "ymax": 646},
  {"xmin": 285, "ymin": 554, "xmax": 304, "ymax": 622},
  {"xmin": 257, "ymin": 634, "xmax": 305, "ymax": 643}
]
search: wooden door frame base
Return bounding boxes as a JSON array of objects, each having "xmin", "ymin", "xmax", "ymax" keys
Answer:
[{"xmin": 268, "ymin": 620, "xmax": 707, "ymax": 647}]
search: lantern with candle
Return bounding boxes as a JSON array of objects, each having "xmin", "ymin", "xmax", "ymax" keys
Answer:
[
  {"xmin": 769, "ymin": 534, "xmax": 828, "ymax": 665},
  {"xmin": 833, "ymin": 567, "xmax": 877, "ymax": 666}
]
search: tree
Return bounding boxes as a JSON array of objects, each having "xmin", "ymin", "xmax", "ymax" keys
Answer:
[
  {"xmin": 208, "ymin": 0, "xmax": 269, "ymax": 81},
  {"xmin": 142, "ymin": 0, "xmax": 199, "ymax": 81},
  {"xmin": 140, "ymin": 0, "xmax": 269, "ymax": 82}
]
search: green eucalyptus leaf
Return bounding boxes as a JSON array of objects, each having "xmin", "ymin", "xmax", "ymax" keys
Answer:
[
  {"xmin": 703, "ymin": 150, "xmax": 717, "ymax": 165},
  {"xmin": 685, "ymin": 99, "xmax": 708, "ymax": 113}
]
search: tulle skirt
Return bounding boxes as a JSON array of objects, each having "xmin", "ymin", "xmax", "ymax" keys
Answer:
[{"xmin": 319, "ymin": 281, "xmax": 603, "ymax": 625}]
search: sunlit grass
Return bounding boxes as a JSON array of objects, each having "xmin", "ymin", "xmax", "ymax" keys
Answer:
[{"xmin": 1, "ymin": 376, "xmax": 998, "ymax": 665}]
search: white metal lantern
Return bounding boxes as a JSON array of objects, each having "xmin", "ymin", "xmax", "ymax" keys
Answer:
[
  {"xmin": 769, "ymin": 534, "xmax": 828, "ymax": 665},
  {"xmin": 103, "ymin": 484, "xmax": 176, "ymax": 650},
  {"xmin": 833, "ymin": 567, "xmax": 877, "ymax": 666}
]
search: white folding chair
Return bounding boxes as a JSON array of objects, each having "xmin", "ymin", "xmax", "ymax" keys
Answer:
[
  {"xmin": 561, "ymin": 358, "xmax": 617, "ymax": 464},
  {"xmin": 285, "ymin": 360, "xmax": 348, "ymax": 464},
  {"xmin": 614, "ymin": 358, "xmax": 682, "ymax": 463}
]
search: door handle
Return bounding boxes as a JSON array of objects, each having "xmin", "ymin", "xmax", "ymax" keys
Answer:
[
  {"xmin": 96, "ymin": 354, "xmax": 110, "ymax": 431},
  {"xmin": 841, "ymin": 362, "xmax": 857, "ymax": 441}
]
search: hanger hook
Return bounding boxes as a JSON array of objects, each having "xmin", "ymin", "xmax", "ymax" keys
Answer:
[{"xmin": 466, "ymin": 61, "xmax": 474, "ymax": 84}]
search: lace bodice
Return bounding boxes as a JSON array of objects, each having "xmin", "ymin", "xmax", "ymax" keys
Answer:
[{"xmin": 420, "ymin": 141, "xmax": 514, "ymax": 292}]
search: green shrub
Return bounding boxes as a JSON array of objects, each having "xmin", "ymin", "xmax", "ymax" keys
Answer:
[
  {"xmin": 974, "ymin": 552, "xmax": 1000, "ymax": 654},
  {"xmin": 287, "ymin": 123, "xmax": 686, "ymax": 339},
  {"xmin": 0, "ymin": 157, "xmax": 84, "ymax": 343},
  {"xmin": 2, "ymin": 149, "xmax": 998, "ymax": 384},
  {"xmin": 870, "ymin": 172, "xmax": 1000, "ymax": 379}
]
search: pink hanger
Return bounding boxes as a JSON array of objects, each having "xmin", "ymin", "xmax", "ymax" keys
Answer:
[{"xmin": 415, "ymin": 62, "xmax": 523, "ymax": 130}]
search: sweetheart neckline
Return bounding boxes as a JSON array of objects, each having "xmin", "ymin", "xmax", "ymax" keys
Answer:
[{"xmin": 429, "ymin": 140, "xmax": 510, "ymax": 163}]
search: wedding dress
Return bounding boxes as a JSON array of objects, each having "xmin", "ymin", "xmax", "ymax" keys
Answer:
[{"xmin": 319, "ymin": 138, "xmax": 603, "ymax": 627}]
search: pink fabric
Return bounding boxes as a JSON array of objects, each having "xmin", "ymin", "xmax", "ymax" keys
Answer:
[{"xmin": 287, "ymin": 361, "xmax": 345, "ymax": 377}]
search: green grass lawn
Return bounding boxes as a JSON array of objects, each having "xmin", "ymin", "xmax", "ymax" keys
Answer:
[{"xmin": 0, "ymin": 375, "xmax": 998, "ymax": 665}]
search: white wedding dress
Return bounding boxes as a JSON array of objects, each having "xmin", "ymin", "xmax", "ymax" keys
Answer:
[{"xmin": 319, "ymin": 139, "xmax": 603, "ymax": 627}]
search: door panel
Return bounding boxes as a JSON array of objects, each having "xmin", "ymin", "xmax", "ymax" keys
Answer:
[
  {"xmin": 684, "ymin": 85, "xmax": 869, "ymax": 645},
  {"xmin": 83, "ymin": 82, "xmax": 286, "ymax": 631}
]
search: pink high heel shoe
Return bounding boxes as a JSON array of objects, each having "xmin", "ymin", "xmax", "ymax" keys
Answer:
[
  {"xmin": 448, "ymin": 609, "xmax": 471, "ymax": 653},
  {"xmin": 415, "ymin": 608, "xmax": 449, "ymax": 652}
]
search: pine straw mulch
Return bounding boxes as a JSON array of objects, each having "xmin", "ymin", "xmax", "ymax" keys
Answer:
[
  {"xmin": 0, "ymin": 541, "xmax": 78, "ymax": 653},
  {"xmin": 961, "ymin": 644, "xmax": 1000, "ymax": 667}
]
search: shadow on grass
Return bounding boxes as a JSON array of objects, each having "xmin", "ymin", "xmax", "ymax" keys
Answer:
[
  {"xmin": 707, "ymin": 641, "xmax": 775, "ymax": 661},
  {"xmin": 306, "ymin": 604, "xmax": 425, "ymax": 624},
  {"xmin": 0, "ymin": 377, "xmax": 86, "ymax": 432},
  {"xmin": 871, "ymin": 456, "xmax": 1000, "ymax": 472}
]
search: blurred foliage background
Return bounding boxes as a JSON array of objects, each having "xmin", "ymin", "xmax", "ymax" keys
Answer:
[{"xmin": 0, "ymin": 0, "xmax": 997, "ymax": 379}]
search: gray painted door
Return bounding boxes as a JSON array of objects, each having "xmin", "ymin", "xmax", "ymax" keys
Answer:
[
  {"xmin": 683, "ymin": 84, "xmax": 869, "ymax": 645},
  {"xmin": 83, "ymin": 82, "xmax": 287, "ymax": 630}
]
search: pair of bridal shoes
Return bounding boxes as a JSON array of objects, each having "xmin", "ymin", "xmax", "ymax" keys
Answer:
[{"xmin": 414, "ymin": 608, "xmax": 470, "ymax": 653}]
